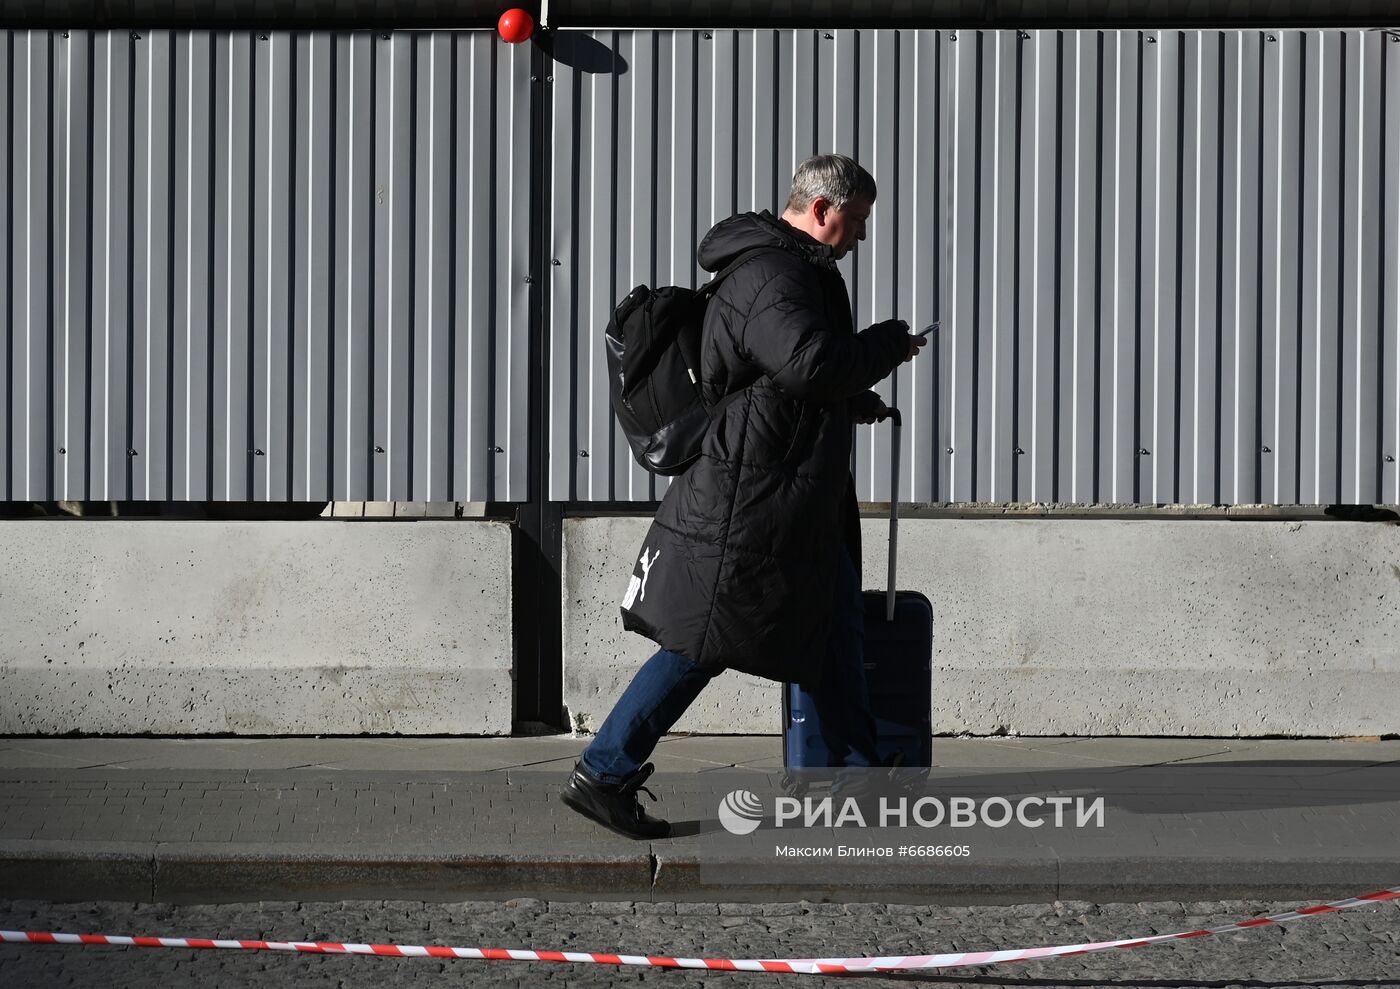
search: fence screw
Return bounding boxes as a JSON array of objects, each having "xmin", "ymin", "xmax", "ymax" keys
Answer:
[
  {"xmin": 1387, "ymin": 454, "xmax": 1396, "ymax": 463},
  {"xmin": 490, "ymin": 446, "xmax": 504, "ymax": 454},
  {"xmin": 945, "ymin": 447, "xmax": 954, "ymax": 455},
  {"xmin": 374, "ymin": 445, "xmax": 385, "ymax": 454},
  {"xmin": 58, "ymin": 447, "xmax": 66, "ymax": 455},
  {"xmin": 1262, "ymin": 445, "xmax": 1273, "ymax": 454},
  {"xmin": 1014, "ymin": 447, "xmax": 1024, "ymax": 455},
  {"xmin": 1137, "ymin": 447, "xmax": 1151, "ymax": 456},
  {"xmin": 578, "ymin": 450, "xmax": 589, "ymax": 458},
  {"xmin": 551, "ymin": 258, "xmax": 561, "ymax": 266},
  {"xmin": 127, "ymin": 448, "xmax": 138, "ymax": 457}
]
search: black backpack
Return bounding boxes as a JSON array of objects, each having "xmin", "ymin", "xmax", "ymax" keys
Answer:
[{"xmin": 604, "ymin": 248, "xmax": 769, "ymax": 475}]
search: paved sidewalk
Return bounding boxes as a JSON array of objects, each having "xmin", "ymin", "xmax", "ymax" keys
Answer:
[{"xmin": 0, "ymin": 735, "xmax": 1397, "ymax": 905}]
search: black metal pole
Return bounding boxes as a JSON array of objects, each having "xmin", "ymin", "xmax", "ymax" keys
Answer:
[{"xmin": 507, "ymin": 32, "xmax": 565, "ymax": 731}]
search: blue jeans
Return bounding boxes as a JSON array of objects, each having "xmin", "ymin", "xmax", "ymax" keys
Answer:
[
  {"xmin": 581, "ymin": 552, "xmax": 876, "ymax": 783},
  {"xmin": 580, "ymin": 649, "xmax": 715, "ymax": 784}
]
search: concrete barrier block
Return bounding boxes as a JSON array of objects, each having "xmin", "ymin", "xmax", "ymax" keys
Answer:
[
  {"xmin": 0, "ymin": 520, "xmax": 513, "ymax": 735},
  {"xmin": 562, "ymin": 515, "xmax": 1400, "ymax": 737}
]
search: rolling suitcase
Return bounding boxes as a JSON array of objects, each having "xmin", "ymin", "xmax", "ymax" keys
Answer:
[{"xmin": 782, "ymin": 408, "xmax": 934, "ymax": 769}]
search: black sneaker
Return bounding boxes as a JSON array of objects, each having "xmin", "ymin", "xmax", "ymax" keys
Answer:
[{"xmin": 559, "ymin": 761, "xmax": 671, "ymax": 839}]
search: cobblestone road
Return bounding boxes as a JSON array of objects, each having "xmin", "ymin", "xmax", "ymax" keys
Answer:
[{"xmin": 2, "ymin": 896, "xmax": 1397, "ymax": 988}]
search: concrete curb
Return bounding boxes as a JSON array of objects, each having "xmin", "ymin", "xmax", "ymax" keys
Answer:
[{"xmin": 2, "ymin": 841, "xmax": 1393, "ymax": 906}]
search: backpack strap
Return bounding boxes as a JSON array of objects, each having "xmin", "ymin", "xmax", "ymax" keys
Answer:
[{"xmin": 698, "ymin": 246, "xmax": 775, "ymax": 298}]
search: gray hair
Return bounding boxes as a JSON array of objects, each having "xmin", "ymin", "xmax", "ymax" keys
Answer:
[{"xmin": 784, "ymin": 154, "xmax": 877, "ymax": 212}]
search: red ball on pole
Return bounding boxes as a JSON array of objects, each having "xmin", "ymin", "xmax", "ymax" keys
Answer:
[{"xmin": 497, "ymin": 8, "xmax": 535, "ymax": 44}]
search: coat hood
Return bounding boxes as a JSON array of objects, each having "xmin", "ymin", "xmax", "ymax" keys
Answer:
[{"xmin": 697, "ymin": 210, "xmax": 838, "ymax": 273}]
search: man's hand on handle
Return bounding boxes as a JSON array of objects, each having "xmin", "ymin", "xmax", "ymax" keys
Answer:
[{"xmin": 853, "ymin": 401, "xmax": 890, "ymax": 425}]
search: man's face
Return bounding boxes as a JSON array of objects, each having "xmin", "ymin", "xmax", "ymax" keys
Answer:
[{"xmin": 814, "ymin": 195, "xmax": 872, "ymax": 260}]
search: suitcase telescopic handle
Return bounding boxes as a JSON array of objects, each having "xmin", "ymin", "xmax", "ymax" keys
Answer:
[{"xmin": 885, "ymin": 408, "xmax": 901, "ymax": 622}]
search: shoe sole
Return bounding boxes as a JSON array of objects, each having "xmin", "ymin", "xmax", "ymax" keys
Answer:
[{"xmin": 558, "ymin": 787, "xmax": 670, "ymax": 841}]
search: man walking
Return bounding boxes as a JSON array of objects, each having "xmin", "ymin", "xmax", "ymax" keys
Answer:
[{"xmin": 562, "ymin": 154, "xmax": 926, "ymax": 838}]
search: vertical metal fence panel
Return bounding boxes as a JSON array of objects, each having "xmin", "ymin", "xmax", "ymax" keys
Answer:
[
  {"xmin": 614, "ymin": 30, "xmax": 646, "ymax": 502},
  {"xmin": 272, "ymin": 34, "xmax": 295, "ymax": 502},
  {"xmin": 580, "ymin": 37, "xmax": 613, "ymax": 499},
  {"xmin": 500, "ymin": 40, "xmax": 530, "ymax": 502},
  {"xmin": 224, "ymin": 31, "xmax": 253, "ymax": 503},
  {"xmin": 1073, "ymin": 29, "xmax": 1093, "ymax": 504},
  {"xmin": 414, "ymin": 33, "xmax": 448, "ymax": 502},
  {"xmin": 1301, "ymin": 30, "xmax": 1334, "ymax": 506},
  {"xmin": 456, "ymin": 32, "xmax": 489, "ymax": 503},
  {"xmin": 1021, "ymin": 30, "xmax": 1057, "ymax": 503},
  {"xmin": 183, "ymin": 33, "xmax": 211, "ymax": 500},
  {"xmin": 1347, "ymin": 30, "xmax": 1382, "ymax": 505},
  {"xmin": 1151, "ymin": 31, "xmax": 1180, "ymax": 504},
  {"xmin": 336, "ymin": 33, "xmax": 364, "ymax": 501},
  {"xmin": 1100, "ymin": 31, "xmax": 1136, "ymax": 504},
  {"xmin": 1386, "ymin": 37, "xmax": 1400, "ymax": 507},
  {"xmin": 1185, "ymin": 27, "xmax": 1212, "ymax": 504},
  {"xmin": 908, "ymin": 31, "xmax": 941, "ymax": 503},
  {"xmin": 19, "ymin": 34, "xmax": 51, "ymax": 502},
  {"xmin": 303, "ymin": 32, "xmax": 332, "ymax": 502},
  {"xmin": 1221, "ymin": 32, "xmax": 1260, "ymax": 508},
  {"xmin": 978, "ymin": 32, "xmax": 1012, "ymax": 505},
  {"xmin": 1268, "ymin": 32, "xmax": 1301, "ymax": 505},
  {"xmin": 1, "ymin": 35, "xmax": 8, "ymax": 501},
  {"xmin": 546, "ymin": 33, "xmax": 573, "ymax": 502},
  {"xmin": 58, "ymin": 31, "xmax": 89, "ymax": 503}
]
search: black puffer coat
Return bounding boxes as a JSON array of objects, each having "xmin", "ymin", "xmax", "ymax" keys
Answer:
[{"xmin": 618, "ymin": 211, "xmax": 908, "ymax": 684}]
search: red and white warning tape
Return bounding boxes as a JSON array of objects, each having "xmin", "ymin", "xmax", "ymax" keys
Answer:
[{"xmin": 3, "ymin": 887, "xmax": 1397, "ymax": 974}]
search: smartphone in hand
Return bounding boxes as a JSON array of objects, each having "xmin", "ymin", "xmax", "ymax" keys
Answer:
[{"xmin": 915, "ymin": 321, "xmax": 940, "ymax": 339}]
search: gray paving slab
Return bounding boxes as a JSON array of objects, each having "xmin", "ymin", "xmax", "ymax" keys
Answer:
[
  {"xmin": 0, "ymin": 736, "xmax": 1396, "ymax": 906},
  {"xmin": 362, "ymin": 737, "xmax": 594, "ymax": 772},
  {"xmin": 1018, "ymin": 737, "xmax": 1245, "ymax": 764},
  {"xmin": 508, "ymin": 752, "xmax": 734, "ymax": 776},
  {"xmin": 0, "ymin": 743, "xmax": 119, "ymax": 770},
  {"xmin": 1168, "ymin": 738, "xmax": 1400, "ymax": 765},
  {"xmin": 653, "ymin": 735, "xmax": 777, "ymax": 766}
]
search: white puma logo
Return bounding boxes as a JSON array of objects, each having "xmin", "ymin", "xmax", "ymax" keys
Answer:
[{"xmin": 622, "ymin": 548, "xmax": 661, "ymax": 609}]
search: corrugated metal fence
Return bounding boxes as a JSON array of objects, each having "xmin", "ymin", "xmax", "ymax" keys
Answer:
[
  {"xmin": 550, "ymin": 28, "xmax": 1400, "ymax": 505},
  {"xmin": 4, "ymin": 28, "xmax": 1398, "ymax": 505},
  {"xmin": 3, "ymin": 29, "xmax": 530, "ymax": 503}
]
